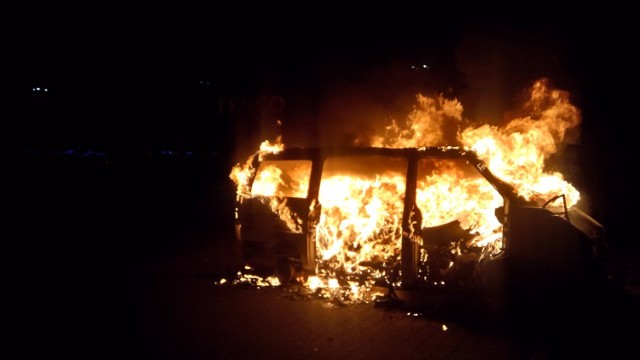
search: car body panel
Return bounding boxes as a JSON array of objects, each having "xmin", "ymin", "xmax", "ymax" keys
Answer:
[{"xmin": 234, "ymin": 146, "xmax": 604, "ymax": 293}]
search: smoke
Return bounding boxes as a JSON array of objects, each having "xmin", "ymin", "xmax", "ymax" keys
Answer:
[
  {"xmin": 256, "ymin": 19, "xmax": 578, "ymax": 152},
  {"xmin": 454, "ymin": 20, "xmax": 573, "ymax": 127},
  {"xmin": 313, "ymin": 58, "xmax": 432, "ymax": 147}
]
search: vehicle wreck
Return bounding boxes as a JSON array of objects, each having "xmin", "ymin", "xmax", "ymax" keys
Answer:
[{"xmin": 231, "ymin": 146, "xmax": 609, "ymax": 310}]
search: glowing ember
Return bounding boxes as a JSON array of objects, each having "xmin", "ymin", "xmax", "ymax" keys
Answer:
[{"xmin": 231, "ymin": 272, "xmax": 281, "ymax": 287}]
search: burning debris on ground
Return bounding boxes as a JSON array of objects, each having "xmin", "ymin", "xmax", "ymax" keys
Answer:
[{"xmin": 216, "ymin": 264, "xmax": 388, "ymax": 306}]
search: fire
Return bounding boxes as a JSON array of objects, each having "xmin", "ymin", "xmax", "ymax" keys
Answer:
[
  {"xmin": 370, "ymin": 79, "xmax": 580, "ymax": 208},
  {"xmin": 229, "ymin": 136, "xmax": 285, "ymax": 199},
  {"xmin": 251, "ymin": 161, "xmax": 310, "ymax": 198},
  {"xmin": 229, "ymin": 136, "xmax": 306, "ymax": 232},
  {"xmin": 415, "ymin": 159, "xmax": 503, "ymax": 249},
  {"xmin": 371, "ymin": 94, "xmax": 464, "ymax": 148},
  {"xmin": 229, "ymin": 78, "xmax": 583, "ymax": 303},
  {"xmin": 460, "ymin": 79, "xmax": 581, "ymax": 207},
  {"xmin": 258, "ymin": 137, "xmax": 285, "ymax": 155},
  {"xmin": 244, "ymin": 160, "xmax": 311, "ymax": 233},
  {"xmin": 316, "ymin": 173, "xmax": 406, "ymax": 262}
]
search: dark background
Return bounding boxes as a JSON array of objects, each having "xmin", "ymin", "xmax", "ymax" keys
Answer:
[
  {"xmin": 7, "ymin": 10, "xmax": 636, "ymax": 271},
  {"xmin": 6, "ymin": 8, "xmax": 639, "ymax": 358}
]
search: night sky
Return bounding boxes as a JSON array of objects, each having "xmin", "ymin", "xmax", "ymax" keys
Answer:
[{"xmin": 8, "ymin": 10, "xmax": 636, "ymax": 247}]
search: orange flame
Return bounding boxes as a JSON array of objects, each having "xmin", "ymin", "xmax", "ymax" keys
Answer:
[
  {"xmin": 460, "ymin": 79, "xmax": 581, "ymax": 207},
  {"xmin": 317, "ymin": 172, "xmax": 406, "ymax": 263},
  {"xmin": 371, "ymin": 94, "xmax": 464, "ymax": 148},
  {"xmin": 229, "ymin": 79, "xmax": 583, "ymax": 302},
  {"xmin": 415, "ymin": 159, "xmax": 503, "ymax": 249},
  {"xmin": 229, "ymin": 136, "xmax": 285, "ymax": 199}
]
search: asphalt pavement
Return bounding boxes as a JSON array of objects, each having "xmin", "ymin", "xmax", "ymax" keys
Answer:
[
  {"xmin": 10, "ymin": 157, "xmax": 640, "ymax": 359},
  {"xmin": 62, "ymin": 225, "xmax": 639, "ymax": 360}
]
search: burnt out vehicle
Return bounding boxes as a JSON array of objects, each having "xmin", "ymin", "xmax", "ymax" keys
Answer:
[{"xmin": 233, "ymin": 147, "xmax": 608, "ymax": 307}]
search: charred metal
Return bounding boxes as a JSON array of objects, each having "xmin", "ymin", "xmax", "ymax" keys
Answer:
[{"xmin": 234, "ymin": 146, "xmax": 610, "ymax": 309}]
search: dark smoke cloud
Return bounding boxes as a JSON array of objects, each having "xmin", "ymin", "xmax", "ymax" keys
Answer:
[
  {"xmin": 275, "ymin": 19, "xmax": 576, "ymax": 150},
  {"xmin": 455, "ymin": 20, "xmax": 574, "ymax": 126}
]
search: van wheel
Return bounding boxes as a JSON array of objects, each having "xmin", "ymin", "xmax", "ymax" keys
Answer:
[
  {"xmin": 297, "ymin": 269, "xmax": 309, "ymax": 284},
  {"xmin": 275, "ymin": 258, "xmax": 296, "ymax": 285}
]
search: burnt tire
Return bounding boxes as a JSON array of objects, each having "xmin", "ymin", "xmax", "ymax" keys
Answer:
[{"xmin": 275, "ymin": 258, "xmax": 296, "ymax": 285}]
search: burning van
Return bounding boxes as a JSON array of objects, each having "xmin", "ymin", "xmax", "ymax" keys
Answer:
[{"xmin": 232, "ymin": 145, "xmax": 607, "ymax": 306}]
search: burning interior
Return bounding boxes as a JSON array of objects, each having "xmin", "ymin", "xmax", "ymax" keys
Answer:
[{"xmin": 228, "ymin": 79, "xmax": 607, "ymax": 305}]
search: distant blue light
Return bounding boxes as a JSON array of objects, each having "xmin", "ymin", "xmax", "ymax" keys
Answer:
[
  {"xmin": 63, "ymin": 149, "xmax": 75, "ymax": 155},
  {"xmin": 81, "ymin": 150, "xmax": 107, "ymax": 158},
  {"xmin": 185, "ymin": 151, "xmax": 193, "ymax": 157}
]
